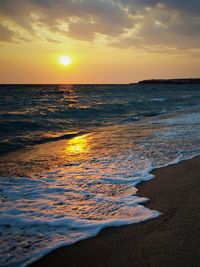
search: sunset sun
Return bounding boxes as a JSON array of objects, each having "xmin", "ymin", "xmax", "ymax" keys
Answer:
[{"xmin": 59, "ymin": 56, "xmax": 72, "ymax": 66}]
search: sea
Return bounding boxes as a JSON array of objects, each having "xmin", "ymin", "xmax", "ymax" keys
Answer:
[{"xmin": 0, "ymin": 83, "xmax": 200, "ymax": 266}]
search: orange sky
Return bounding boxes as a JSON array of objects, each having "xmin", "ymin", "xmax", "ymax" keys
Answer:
[{"xmin": 0, "ymin": 0, "xmax": 199, "ymax": 84}]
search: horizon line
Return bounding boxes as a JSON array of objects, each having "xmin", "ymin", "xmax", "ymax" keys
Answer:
[{"xmin": 1, "ymin": 78, "xmax": 199, "ymax": 86}]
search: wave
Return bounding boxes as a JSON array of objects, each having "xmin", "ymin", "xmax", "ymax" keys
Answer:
[
  {"xmin": 0, "ymin": 131, "xmax": 86, "ymax": 154},
  {"xmin": 0, "ymin": 120, "xmax": 43, "ymax": 133}
]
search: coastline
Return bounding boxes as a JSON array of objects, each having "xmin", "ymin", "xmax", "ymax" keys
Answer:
[{"xmin": 29, "ymin": 155, "xmax": 200, "ymax": 267}]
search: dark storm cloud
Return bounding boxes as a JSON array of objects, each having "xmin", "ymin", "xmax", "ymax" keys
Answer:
[{"xmin": 0, "ymin": 0, "xmax": 199, "ymax": 50}]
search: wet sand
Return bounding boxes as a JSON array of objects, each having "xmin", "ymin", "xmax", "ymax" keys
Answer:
[{"xmin": 30, "ymin": 156, "xmax": 200, "ymax": 267}]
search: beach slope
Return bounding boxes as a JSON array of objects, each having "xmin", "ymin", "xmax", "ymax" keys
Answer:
[{"xmin": 30, "ymin": 156, "xmax": 200, "ymax": 267}]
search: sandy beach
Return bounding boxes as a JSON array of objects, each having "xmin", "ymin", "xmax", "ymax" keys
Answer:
[{"xmin": 29, "ymin": 156, "xmax": 200, "ymax": 267}]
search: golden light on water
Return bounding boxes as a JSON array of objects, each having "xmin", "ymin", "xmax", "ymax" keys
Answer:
[
  {"xmin": 59, "ymin": 55, "xmax": 72, "ymax": 66},
  {"xmin": 65, "ymin": 135, "xmax": 89, "ymax": 156}
]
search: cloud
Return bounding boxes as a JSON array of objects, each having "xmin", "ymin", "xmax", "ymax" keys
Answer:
[
  {"xmin": 120, "ymin": 0, "xmax": 200, "ymax": 14},
  {"xmin": 0, "ymin": 23, "xmax": 15, "ymax": 42},
  {"xmin": 0, "ymin": 0, "xmax": 199, "ymax": 51}
]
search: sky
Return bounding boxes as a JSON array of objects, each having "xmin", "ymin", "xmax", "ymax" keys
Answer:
[{"xmin": 0, "ymin": 0, "xmax": 199, "ymax": 84}]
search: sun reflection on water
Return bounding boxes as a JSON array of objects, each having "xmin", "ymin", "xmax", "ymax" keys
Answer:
[{"xmin": 65, "ymin": 135, "xmax": 90, "ymax": 156}]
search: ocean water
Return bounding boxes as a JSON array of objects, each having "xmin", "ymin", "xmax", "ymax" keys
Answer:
[{"xmin": 0, "ymin": 84, "xmax": 200, "ymax": 266}]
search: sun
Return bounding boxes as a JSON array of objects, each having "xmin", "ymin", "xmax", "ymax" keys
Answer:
[{"xmin": 59, "ymin": 55, "xmax": 72, "ymax": 66}]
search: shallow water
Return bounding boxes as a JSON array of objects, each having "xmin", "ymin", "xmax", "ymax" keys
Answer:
[{"xmin": 0, "ymin": 84, "xmax": 200, "ymax": 266}]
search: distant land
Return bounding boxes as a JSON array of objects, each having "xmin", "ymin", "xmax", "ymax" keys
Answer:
[{"xmin": 134, "ymin": 78, "xmax": 200, "ymax": 85}]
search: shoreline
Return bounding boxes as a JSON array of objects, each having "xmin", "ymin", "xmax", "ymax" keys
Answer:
[{"xmin": 29, "ymin": 155, "xmax": 200, "ymax": 267}]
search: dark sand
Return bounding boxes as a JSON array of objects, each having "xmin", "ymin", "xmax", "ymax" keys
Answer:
[{"xmin": 30, "ymin": 156, "xmax": 200, "ymax": 267}]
